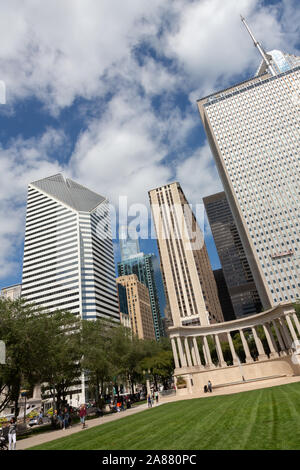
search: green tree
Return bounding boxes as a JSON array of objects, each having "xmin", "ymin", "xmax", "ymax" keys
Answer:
[{"xmin": 81, "ymin": 318, "xmax": 114, "ymax": 408}]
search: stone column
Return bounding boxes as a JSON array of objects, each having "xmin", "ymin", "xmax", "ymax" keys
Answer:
[
  {"xmin": 285, "ymin": 315, "xmax": 299, "ymax": 345},
  {"xmin": 272, "ymin": 320, "xmax": 287, "ymax": 356},
  {"xmin": 184, "ymin": 337, "xmax": 193, "ymax": 367},
  {"xmin": 176, "ymin": 337, "xmax": 187, "ymax": 368},
  {"xmin": 203, "ymin": 336, "xmax": 215, "ymax": 368},
  {"xmin": 171, "ymin": 338, "xmax": 180, "ymax": 369},
  {"xmin": 190, "ymin": 338, "xmax": 197, "ymax": 367},
  {"xmin": 278, "ymin": 317, "xmax": 293, "ymax": 349},
  {"xmin": 227, "ymin": 332, "xmax": 239, "ymax": 365},
  {"xmin": 251, "ymin": 326, "xmax": 268, "ymax": 361},
  {"xmin": 239, "ymin": 329, "xmax": 253, "ymax": 363},
  {"xmin": 193, "ymin": 337, "xmax": 203, "ymax": 367},
  {"xmin": 292, "ymin": 313, "xmax": 300, "ymax": 336},
  {"xmin": 214, "ymin": 334, "xmax": 227, "ymax": 367},
  {"xmin": 262, "ymin": 323, "xmax": 279, "ymax": 358}
]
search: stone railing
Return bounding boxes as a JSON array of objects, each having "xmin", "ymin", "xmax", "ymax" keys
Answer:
[{"xmin": 168, "ymin": 303, "xmax": 300, "ymax": 394}]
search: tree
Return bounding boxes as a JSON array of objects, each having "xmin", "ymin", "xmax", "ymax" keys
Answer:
[
  {"xmin": 81, "ymin": 318, "xmax": 114, "ymax": 408},
  {"xmin": 39, "ymin": 309, "xmax": 82, "ymax": 412},
  {"xmin": 0, "ymin": 298, "xmax": 59, "ymax": 417}
]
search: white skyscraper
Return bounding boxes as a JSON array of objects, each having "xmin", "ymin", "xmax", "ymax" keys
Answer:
[
  {"xmin": 21, "ymin": 174, "xmax": 119, "ymax": 322},
  {"xmin": 197, "ymin": 18, "xmax": 300, "ymax": 310}
]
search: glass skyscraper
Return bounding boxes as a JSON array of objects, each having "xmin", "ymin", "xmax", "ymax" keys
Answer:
[
  {"xmin": 119, "ymin": 225, "xmax": 140, "ymax": 261},
  {"xmin": 118, "ymin": 252, "xmax": 165, "ymax": 340},
  {"xmin": 203, "ymin": 191, "xmax": 262, "ymax": 318}
]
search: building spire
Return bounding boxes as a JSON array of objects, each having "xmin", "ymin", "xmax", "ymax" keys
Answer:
[{"xmin": 240, "ymin": 14, "xmax": 276, "ymax": 76}]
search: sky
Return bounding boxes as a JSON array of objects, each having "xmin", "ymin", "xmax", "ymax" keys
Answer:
[{"xmin": 0, "ymin": 0, "xmax": 299, "ymax": 290}]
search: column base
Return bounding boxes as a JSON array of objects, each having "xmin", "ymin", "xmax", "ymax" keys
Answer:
[
  {"xmin": 219, "ymin": 362, "xmax": 227, "ymax": 368},
  {"xmin": 257, "ymin": 354, "xmax": 269, "ymax": 361},
  {"xmin": 279, "ymin": 350, "xmax": 287, "ymax": 357},
  {"xmin": 269, "ymin": 352, "xmax": 279, "ymax": 359},
  {"xmin": 204, "ymin": 363, "xmax": 216, "ymax": 369},
  {"xmin": 245, "ymin": 356, "xmax": 254, "ymax": 363}
]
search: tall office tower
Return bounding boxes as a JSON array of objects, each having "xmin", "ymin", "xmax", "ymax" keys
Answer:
[
  {"xmin": 118, "ymin": 252, "xmax": 165, "ymax": 340},
  {"xmin": 213, "ymin": 269, "xmax": 235, "ymax": 321},
  {"xmin": 117, "ymin": 283, "xmax": 131, "ymax": 331},
  {"xmin": 116, "ymin": 274, "xmax": 156, "ymax": 340},
  {"xmin": 197, "ymin": 18, "xmax": 300, "ymax": 309},
  {"xmin": 21, "ymin": 174, "xmax": 120, "ymax": 322},
  {"xmin": 119, "ymin": 225, "xmax": 140, "ymax": 261},
  {"xmin": 149, "ymin": 182, "xmax": 224, "ymax": 327},
  {"xmin": 1, "ymin": 284, "xmax": 22, "ymax": 300},
  {"xmin": 203, "ymin": 192, "xmax": 262, "ymax": 318}
]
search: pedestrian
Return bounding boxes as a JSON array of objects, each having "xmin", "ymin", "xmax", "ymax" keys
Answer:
[
  {"xmin": 79, "ymin": 404, "xmax": 87, "ymax": 429},
  {"xmin": 155, "ymin": 390, "xmax": 159, "ymax": 404},
  {"xmin": 147, "ymin": 394, "xmax": 152, "ymax": 408},
  {"xmin": 8, "ymin": 417, "xmax": 17, "ymax": 450},
  {"xmin": 204, "ymin": 384, "xmax": 208, "ymax": 393},
  {"xmin": 63, "ymin": 407, "xmax": 69, "ymax": 430},
  {"xmin": 208, "ymin": 380, "xmax": 212, "ymax": 393}
]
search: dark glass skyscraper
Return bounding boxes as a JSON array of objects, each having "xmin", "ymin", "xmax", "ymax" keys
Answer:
[
  {"xmin": 203, "ymin": 191, "xmax": 262, "ymax": 318},
  {"xmin": 118, "ymin": 253, "xmax": 165, "ymax": 340}
]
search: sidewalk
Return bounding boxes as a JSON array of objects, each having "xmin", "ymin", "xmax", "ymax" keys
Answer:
[
  {"xmin": 17, "ymin": 402, "xmax": 155, "ymax": 450},
  {"xmin": 17, "ymin": 375, "xmax": 300, "ymax": 450}
]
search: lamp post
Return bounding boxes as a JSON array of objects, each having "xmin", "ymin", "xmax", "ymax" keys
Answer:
[{"xmin": 21, "ymin": 390, "xmax": 29, "ymax": 423}]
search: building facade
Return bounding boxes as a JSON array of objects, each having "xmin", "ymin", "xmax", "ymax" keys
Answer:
[
  {"xmin": 213, "ymin": 269, "xmax": 235, "ymax": 321},
  {"xmin": 21, "ymin": 174, "xmax": 119, "ymax": 405},
  {"xmin": 116, "ymin": 274, "xmax": 156, "ymax": 340},
  {"xmin": 119, "ymin": 225, "xmax": 140, "ymax": 261},
  {"xmin": 197, "ymin": 61, "xmax": 300, "ymax": 310},
  {"xmin": 204, "ymin": 192, "xmax": 262, "ymax": 318},
  {"xmin": 0, "ymin": 284, "xmax": 22, "ymax": 300},
  {"xmin": 117, "ymin": 282, "xmax": 131, "ymax": 330},
  {"xmin": 118, "ymin": 252, "xmax": 165, "ymax": 340},
  {"xmin": 149, "ymin": 182, "xmax": 224, "ymax": 328}
]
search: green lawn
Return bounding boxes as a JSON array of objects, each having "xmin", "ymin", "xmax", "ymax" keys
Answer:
[{"xmin": 30, "ymin": 382, "xmax": 300, "ymax": 450}]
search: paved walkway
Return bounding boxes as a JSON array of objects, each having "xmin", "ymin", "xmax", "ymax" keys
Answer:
[{"xmin": 16, "ymin": 375, "xmax": 300, "ymax": 450}]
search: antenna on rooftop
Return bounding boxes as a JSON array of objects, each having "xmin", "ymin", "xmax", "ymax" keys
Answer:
[{"xmin": 240, "ymin": 14, "xmax": 276, "ymax": 76}]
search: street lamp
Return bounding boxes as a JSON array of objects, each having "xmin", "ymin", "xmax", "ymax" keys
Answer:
[{"xmin": 21, "ymin": 390, "xmax": 29, "ymax": 423}]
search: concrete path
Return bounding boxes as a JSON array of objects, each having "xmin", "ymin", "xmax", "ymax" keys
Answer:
[{"xmin": 16, "ymin": 375, "xmax": 300, "ymax": 450}]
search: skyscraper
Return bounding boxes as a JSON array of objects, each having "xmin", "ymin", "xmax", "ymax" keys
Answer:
[
  {"xmin": 197, "ymin": 18, "xmax": 300, "ymax": 309},
  {"xmin": 116, "ymin": 274, "xmax": 156, "ymax": 340},
  {"xmin": 1, "ymin": 284, "xmax": 22, "ymax": 300},
  {"xmin": 21, "ymin": 174, "xmax": 120, "ymax": 322},
  {"xmin": 118, "ymin": 252, "xmax": 165, "ymax": 340},
  {"xmin": 149, "ymin": 182, "xmax": 224, "ymax": 327},
  {"xmin": 119, "ymin": 225, "xmax": 140, "ymax": 261},
  {"xmin": 203, "ymin": 191, "xmax": 262, "ymax": 318}
]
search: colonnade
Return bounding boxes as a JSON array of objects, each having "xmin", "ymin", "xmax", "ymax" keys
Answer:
[{"xmin": 170, "ymin": 307, "xmax": 300, "ymax": 371}]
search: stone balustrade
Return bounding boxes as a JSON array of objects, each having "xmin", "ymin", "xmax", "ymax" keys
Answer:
[{"xmin": 169, "ymin": 302, "xmax": 300, "ymax": 395}]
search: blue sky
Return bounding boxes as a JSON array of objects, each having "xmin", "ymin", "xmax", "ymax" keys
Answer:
[{"xmin": 0, "ymin": 0, "xmax": 299, "ymax": 290}]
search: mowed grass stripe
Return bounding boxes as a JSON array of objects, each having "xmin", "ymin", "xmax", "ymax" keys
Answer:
[{"xmin": 30, "ymin": 382, "xmax": 300, "ymax": 450}]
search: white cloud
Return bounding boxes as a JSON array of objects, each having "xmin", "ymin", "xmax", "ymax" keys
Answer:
[
  {"xmin": 0, "ymin": 128, "xmax": 66, "ymax": 278},
  {"xmin": 0, "ymin": 0, "xmax": 298, "ymax": 284},
  {"xmin": 175, "ymin": 142, "xmax": 223, "ymax": 205}
]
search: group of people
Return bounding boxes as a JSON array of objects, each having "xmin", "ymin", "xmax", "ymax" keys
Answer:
[
  {"xmin": 204, "ymin": 380, "xmax": 213, "ymax": 393},
  {"xmin": 147, "ymin": 390, "xmax": 159, "ymax": 408},
  {"xmin": 110, "ymin": 395, "xmax": 132, "ymax": 413}
]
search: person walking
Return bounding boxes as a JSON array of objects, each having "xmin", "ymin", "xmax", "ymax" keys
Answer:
[
  {"xmin": 208, "ymin": 380, "xmax": 212, "ymax": 393},
  {"xmin": 8, "ymin": 417, "xmax": 17, "ymax": 450},
  {"xmin": 79, "ymin": 404, "xmax": 87, "ymax": 429},
  {"xmin": 147, "ymin": 394, "xmax": 152, "ymax": 408},
  {"xmin": 155, "ymin": 390, "xmax": 159, "ymax": 404},
  {"xmin": 63, "ymin": 407, "xmax": 69, "ymax": 430}
]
